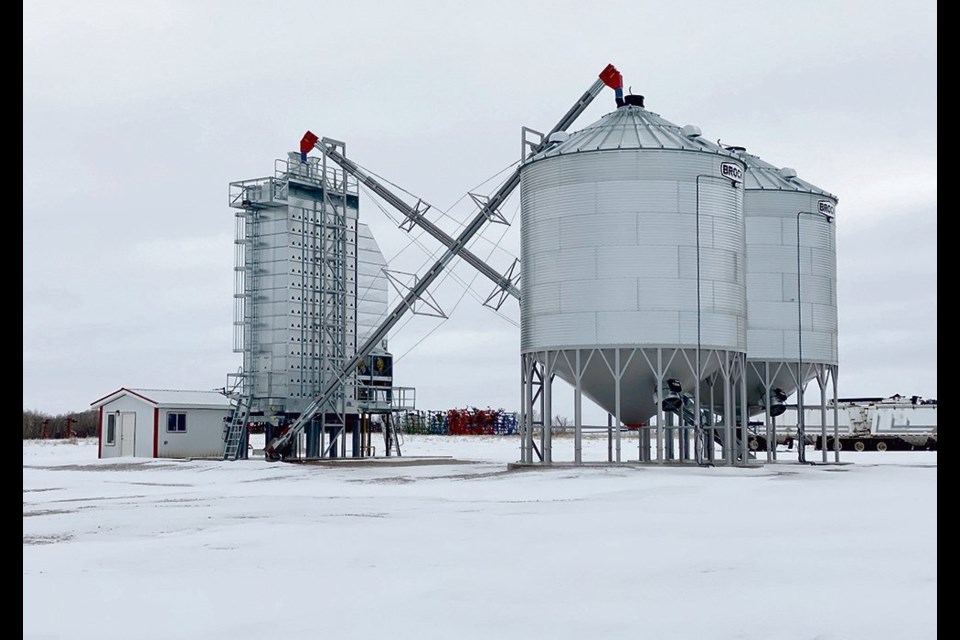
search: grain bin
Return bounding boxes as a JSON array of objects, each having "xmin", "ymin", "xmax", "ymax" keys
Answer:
[
  {"xmin": 730, "ymin": 148, "xmax": 838, "ymax": 456},
  {"xmin": 519, "ymin": 98, "xmax": 748, "ymax": 463}
]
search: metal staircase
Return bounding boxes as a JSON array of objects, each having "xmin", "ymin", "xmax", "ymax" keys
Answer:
[{"xmin": 223, "ymin": 392, "xmax": 252, "ymax": 460}]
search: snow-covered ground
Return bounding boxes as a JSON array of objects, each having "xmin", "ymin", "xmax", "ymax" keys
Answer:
[{"xmin": 23, "ymin": 436, "xmax": 937, "ymax": 640}]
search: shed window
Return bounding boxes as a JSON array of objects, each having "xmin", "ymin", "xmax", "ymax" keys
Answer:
[
  {"xmin": 106, "ymin": 414, "xmax": 116, "ymax": 445},
  {"xmin": 166, "ymin": 412, "xmax": 187, "ymax": 433}
]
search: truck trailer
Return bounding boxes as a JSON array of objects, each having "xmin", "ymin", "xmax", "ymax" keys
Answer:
[{"xmin": 767, "ymin": 394, "xmax": 937, "ymax": 452}]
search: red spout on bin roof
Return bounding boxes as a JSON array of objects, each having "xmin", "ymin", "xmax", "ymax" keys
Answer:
[
  {"xmin": 300, "ymin": 131, "xmax": 319, "ymax": 155},
  {"xmin": 599, "ymin": 64, "xmax": 623, "ymax": 90}
]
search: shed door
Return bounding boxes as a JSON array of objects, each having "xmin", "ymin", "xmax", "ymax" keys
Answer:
[{"xmin": 119, "ymin": 412, "xmax": 136, "ymax": 456}]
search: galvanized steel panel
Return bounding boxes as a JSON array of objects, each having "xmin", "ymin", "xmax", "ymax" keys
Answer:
[
  {"xmin": 561, "ymin": 278, "xmax": 637, "ymax": 313},
  {"xmin": 693, "ymin": 312, "xmax": 746, "ymax": 349},
  {"xmin": 560, "ymin": 213, "xmax": 638, "ymax": 248},
  {"xmin": 678, "ymin": 246, "xmax": 738, "ymax": 282},
  {"xmin": 638, "ymin": 212, "xmax": 693, "ymax": 245},
  {"xmin": 747, "ymin": 246, "xmax": 797, "ymax": 274},
  {"xmin": 521, "ymin": 281, "xmax": 560, "ymax": 315},
  {"xmin": 811, "ymin": 302, "xmax": 839, "ymax": 332},
  {"xmin": 595, "ymin": 311, "xmax": 680, "ymax": 345},
  {"xmin": 521, "ymin": 146, "xmax": 746, "ymax": 355},
  {"xmin": 526, "ymin": 249, "xmax": 597, "ymax": 283},
  {"xmin": 745, "ymin": 274, "xmax": 783, "ymax": 302},
  {"xmin": 356, "ymin": 223, "xmax": 388, "ymax": 345},
  {"xmin": 747, "ymin": 329, "xmax": 783, "ymax": 356},
  {"xmin": 710, "ymin": 281, "xmax": 747, "ymax": 315},
  {"xmin": 529, "ymin": 107, "xmax": 743, "ymax": 159},
  {"xmin": 594, "ymin": 312, "xmax": 647, "ymax": 344},
  {"xmin": 745, "ymin": 185, "xmax": 838, "ymax": 368},
  {"xmin": 597, "ymin": 247, "xmax": 679, "ymax": 279},
  {"xmin": 733, "ymin": 148, "xmax": 837, "ymax": 199},
  {"xmin": 520, "ymin": 217, "xmax": 560, "ymax": 253},
  {"xmin": 520, "ymin": 106, "xmax": 751, "ymax": 422},
  {"xmin": 524, "ymin": 312, "xmax": 597, "ymax": 348},
  {"xmin": 637, "ymin": 280, "xmax": 697, "ymax": 311},
  {"xmin": 745, "ymin": 217, "xmax": 784, "ymax": 245},
  {"xmin": 596, "ymin": 180, "xmax": 679, "ymax": 213}
]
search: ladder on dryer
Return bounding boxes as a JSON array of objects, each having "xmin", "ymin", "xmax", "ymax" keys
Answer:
[{"xmin": 223, "ymin": 394, "xmax": 252, "ymax": 461}]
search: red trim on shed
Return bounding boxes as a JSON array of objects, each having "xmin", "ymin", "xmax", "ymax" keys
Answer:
[
  {"xmin": 98, "ymin": 406, "xmax": 103, "ymax": 459},
  {"xmin": 90, "ymin": 387, "xmax": 158, "ymax": 408},
  {"xmin": 153, "ymin": 408, "xmax": 159, "ymax": 458}
]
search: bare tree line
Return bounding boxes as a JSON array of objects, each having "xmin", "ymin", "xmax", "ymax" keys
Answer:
[{"xmin": 22, "ymin": 410, "xmax": 98, "ymax": 440}]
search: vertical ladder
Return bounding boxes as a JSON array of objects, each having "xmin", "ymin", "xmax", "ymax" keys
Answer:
[
  {"xmin": 224, "ymin": 200, "xmax": 260, "ymax": 462},
  {"xmin": 317, "ymin": 146, "xmax": 351, "ymax": 457}
]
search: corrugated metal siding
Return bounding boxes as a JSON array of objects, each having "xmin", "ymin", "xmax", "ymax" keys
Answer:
[
  {"xmin": 521, "ymin": 148, "xmax": 746, "ymax": 354},
  {"xmin": 356, "ymin": 223, "xmax": 388, "ymax": 345},
  {"xmin": 530, "ymin": 107, "xmax": 742, "ymax": 159},
  {"xmin": 240, "ymin": 187, "xmax": 363, "ymax": 409},
  {"xmin": 523, "ymin": 312, "xmax": 597, "ymax": 347},
  {"xmin": 561, "ymin": 278, "xmax": 637, "ymax": 313},
  {"xmin": 735, "ymin": 149, "xmax": 837, "ymax": 199},
  {"xmin": 744, "ymin": 187, "xmax": 838, "ymax": 365},
  {"xmin": 598, "ymin": 247, "xmax": 680, "ymax": 278},
  {"xmin": 560, "ymin": 213, "xmax": 638, "ymax": 248},
  {"xmin": 525, "ymin": 248, "xmax": 597, "ymax": 283},
  {"xmin": 596, "ymin": 180, "xmax": 679, "ymax": 212},
  {"xmin": 746, "ymin": 275, "xmax": 783, "ymax": 301},
  {"xmin": 637, "ymin": 280, "xmax": 695, "ymax": 310}
]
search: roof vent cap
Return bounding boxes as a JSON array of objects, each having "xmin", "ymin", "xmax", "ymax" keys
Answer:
[
  {"xmin": 681, "ymin": 124, "xmax": 702, "ymax": 138},
  {"xmin": 779, "ymin": 167, "xmax": 798, "ymax": 179}
]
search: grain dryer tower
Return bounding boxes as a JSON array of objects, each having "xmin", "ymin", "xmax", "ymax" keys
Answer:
[
  {"xmin": 223, "ymin": 149, "xmax": 412, "ymax": 460},
  {"xmin": 518, "ymin": 86, "xmax": 752, "ymax": 466},
  {"xmin": 730, "ymin": 148, "xmax": 839, "ymax": 461}
]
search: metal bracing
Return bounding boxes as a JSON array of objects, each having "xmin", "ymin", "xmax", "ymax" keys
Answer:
[
  {"xmin": 520, "ymin": 354, "xmax": 535, "ymax": 463},
  {"xmin": 747, "ymin": 359, "xmax": 788, "ymax": 463},
  {"xmin": 523, "ymin": 355, "xmax": 545, "ymax": 463},
  {"xmin": 265, "ymin": 69, "xmax": 614, "ymax": 460},
  {"xmin": 518, "ymin": 347, "xmax": 745, "ymax": 466},
  {"xmin": 595, "ymin": 348, "xmax": 638, "ymax": 464},
  {"xmin": 746, "ymin": 359, "xmax": 839, "ymax": 464},
  {"xmin": 813, "ymin": 363, "xmax": 840, "ymax": 463},
  {"xmin": 542, "ymin": 353, "xmax": 554, "ymax": 464},
  {"xmin": 311, "ymin": 140, "xmax": 521, "ymax": 304}
]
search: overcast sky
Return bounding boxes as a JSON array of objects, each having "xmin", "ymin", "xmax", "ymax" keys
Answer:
[{"xmin": 23, "ymin": 0, "xmax": 937, "ymax": 417}]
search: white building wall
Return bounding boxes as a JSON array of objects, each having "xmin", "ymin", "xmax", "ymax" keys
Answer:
[
  {"xmin": 99, "ymin": 395, "xmax": 231, "ymax": 459},
  {"xmin": 157, "ymin": 408, "xmax": 230, "ymax": 459},
  {"xmin": 99, "ymin": 395, "xmax": 156, "ymax": 459}
]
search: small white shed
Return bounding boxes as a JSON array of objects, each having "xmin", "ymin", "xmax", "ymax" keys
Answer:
[{"xmin": 90, "ymin": 388, "xmax": 231, "ymax": 459}]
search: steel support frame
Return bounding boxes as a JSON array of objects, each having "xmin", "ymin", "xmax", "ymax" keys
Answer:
[{"xmin": 518, "ymin": 347, "xmax": 745, "ymax": 466}]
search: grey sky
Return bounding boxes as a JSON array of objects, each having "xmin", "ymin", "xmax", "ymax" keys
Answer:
[{"xmin": 23, "ymin": 0, "xmax": 937, "ymax": 417}]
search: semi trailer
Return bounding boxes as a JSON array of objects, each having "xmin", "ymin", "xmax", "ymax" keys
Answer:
[{"xmin": 766, "ymin": 394, "xmax": 937, "ymax": 452}]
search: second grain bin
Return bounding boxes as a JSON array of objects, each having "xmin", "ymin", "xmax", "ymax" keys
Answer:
[
  {"xmin": 730, "ymin": 148, "xmax": 839, "ymax": 457},
  {"xmin": 519, "ymin": 96, "xmax": 749, "ymax": 464}
]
